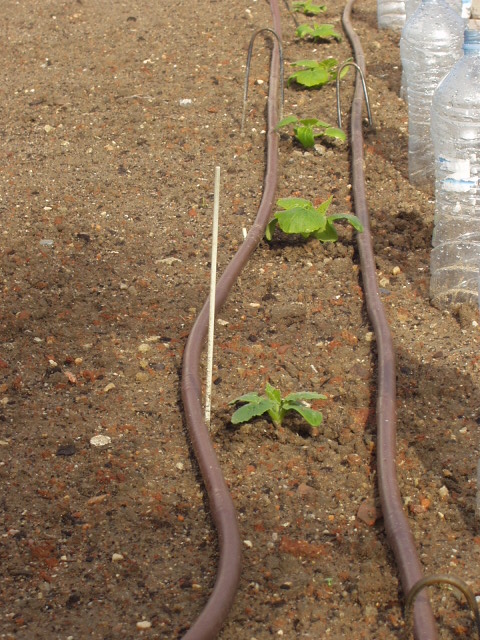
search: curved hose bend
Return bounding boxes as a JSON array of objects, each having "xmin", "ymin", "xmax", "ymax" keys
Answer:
[
  {"xmin": 180, "ymin": 1, "xmax": 283, "ymax": 638},
  {"xmin": 341, "ymin": 1, "xmax": 438, "ymax": 638}
]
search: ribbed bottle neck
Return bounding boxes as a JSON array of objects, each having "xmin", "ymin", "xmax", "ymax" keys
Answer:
[{"xmin": 463, "ymin": 29, "xmax": 480, "ymax": 54}]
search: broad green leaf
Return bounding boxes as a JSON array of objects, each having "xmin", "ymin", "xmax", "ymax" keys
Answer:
[
  {"xmin": 288, "ymin": 67, "xmax": 330, "ymax": 88},
  {"xmin": 339, "ymin": 61, "xmax": 351, "ymax": 79},
  {"xmin": 315, "ymin": 195, "xmax": 333, "ymax": 216},
  {"xmin": 285, "ymin": 391, "xmax": 327, "ymax": 402},
  {"xmin": 295, "ymin": 24, "xmax": 315, "ymax": 38},
  {"xmin": 311, "ymin": 24, "xmax": 342, "ymax": 41},
  {"xmin": 275, "ymin": 206, "xmax": 326, "ymax": 234},
  {"xmin": 322, "ymin": 126, "xmax": 346, "ymax": 141},
  {"xmin": 293, "ymin": 0, "xmax": 327, "ymax": 14},
  {"xmin": 328, "ymin": 213, "xmax": 364, "ymax": 232},
  {"xmin": 313, "ymin": 219, "xmax": 338, "ymax": 242},
  {"xmin": 229, "ymin": 392, "xmax": 263, "ymax": 405},
  {"xmin": 295, "ymin": 125, "xmax": 315, "ymax": 148},
  {"xmin": 276, "ymin": 115, "xmax": 299, "ymax": 129},
  {"xmin": 322, "ymin": 58, "xmax": 340, "ymax": 72},
  {"xmin": 265, "ymin": 383, "xmax": 282, "ymax": 404},
  {"xmin": 265, "ymin": 218, "xmax": 278, "ymax": 241},
  {"xmin": 276, "ymin": 197, "xmax": 313, "ymax": 210},
  {"xmin": 300, "ymin": 118, "xmax": 330, "ymax": 127},
  {"xmin": 289, "ymin": 59, "xmax": 320, "ymax": 69},
  {"xmin": 231, "ymin": 398, "xmax": 275, "ymax": 424},
  {"xmin": 284, "ymin": 403, "xmax": 324, "ymax": 426}
]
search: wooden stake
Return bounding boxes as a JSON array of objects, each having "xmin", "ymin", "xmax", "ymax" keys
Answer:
[{"xmin": 205, "ymin": 166, "xmax": 221, "ymax": 428}]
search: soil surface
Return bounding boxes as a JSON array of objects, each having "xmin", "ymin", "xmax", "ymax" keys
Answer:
[{"xmin": 1, "ymin": 1, "xmax": 480, "ymax": 639}]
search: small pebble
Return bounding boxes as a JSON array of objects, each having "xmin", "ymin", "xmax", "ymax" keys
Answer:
[
  {"xmin": 87, "ymin": 494, "xmax": 108, "ymax": 505},
  {"xmin": 439, "ymin": 485, "xmax": 449, "ymax": 500},
  {"xmin": 297, "ymin": 483, "xmax": 315, "ymax": 498},
  {"xmin": 90, "ymin": 434, "xmax": 112, "ymax": 447},
  {"xmin": 157, "ymin": 257, "xmax": 181, "ymax": 265},
  {"xmin": 103, "ymin": 382, "xmax": 116, "ymax": 393},
  {"xmin": 392, "ymin": 266, "xmax": 401, "ymax": 275},
  {"xmin": 112, "ymin": 553, "xmax": 124, "ymax": 562},
  {"xmin": 357, "ymin": 500, "xmax": 380, "ymax": 526},
  {"xmin": 243, "ymin": 540, "xmax": 253, "ymax": 548},
  {"xmin": 136, "ymin": 620, "xmax": 152, "ymax": 630},
  {"xmin": 56, "ymin": 443, "xmax": 76, "ymax": 457},
  {"xmin": 138, "ymin": 343, "xmax": 150, "ymax": 353}
]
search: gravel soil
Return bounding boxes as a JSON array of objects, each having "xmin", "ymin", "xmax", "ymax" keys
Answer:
[{"xmin": 1, "ymin": 1, "xmax": 480, "ymax": 639}]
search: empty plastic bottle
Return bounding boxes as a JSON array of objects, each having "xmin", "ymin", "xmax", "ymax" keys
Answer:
[
  {"xmin": 430, "ymin": 28, "xmax": 480, "ymax": 306},
  {"xmin": 378, "ymin": 0, "xmax": 405, "ymax": 30},
  {"xmin": 400, "ymin": 0, "xmax": 468, "ymax": 99},
  {"xmin": 400, "ymin": 0, "xmax": 464, "ymax": 188},
  {"xmin": 405, "ymin": 0, "xmax": 468, "ymax": 19}
]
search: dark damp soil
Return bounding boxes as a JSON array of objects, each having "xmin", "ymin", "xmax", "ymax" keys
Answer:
[{"xmin": 1, "ymin": 1, "xmax": 480, "ymax": 639}]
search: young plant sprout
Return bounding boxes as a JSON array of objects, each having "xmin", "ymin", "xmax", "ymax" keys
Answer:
[
  {"xmin": 287, "ymin": 58, "xmax": 346, "ymax": 89},
  {"xmin": 265, "ymin": 197, "xmax": 363, "ymax": 242},
  {"xmin": 292, "ymin": 0, "xmax": 327, "ymax": 15},
  {"xmin": 296, "ymin": 23, "xmax": 342, "ymax": 42},
  {"xmin": 276, "ymin": 114, "xmax": 345, "ymax": 149},
  {"xmin": 230, "ymin": 382, "xmax": 326, "ymax": 429}
]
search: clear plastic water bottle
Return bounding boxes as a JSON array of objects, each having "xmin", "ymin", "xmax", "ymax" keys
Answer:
[
  {"xmin": 400, "ymin": 0, "xmax": 468, "ymax": 99},
  {"xmin": 430, "ymin": 28, "xmax": 480, "ymax": 306},
  {"xmin": 378, "ymin": 0, "xmax": 405, "ymax": 30},
  {"xmin": 400, "ymin": 0, "xmax": 464, "ymax": 188},
  {"xmin": 405, "ymin": 0, "xmax": 468, "ymax": 18}
]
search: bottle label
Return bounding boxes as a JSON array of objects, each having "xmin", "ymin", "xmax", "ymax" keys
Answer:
[{"xmin": 439, "ymin": 156, "xmax": 477, "ymax": 192}]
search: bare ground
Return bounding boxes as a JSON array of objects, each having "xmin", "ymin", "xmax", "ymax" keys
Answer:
[{"xmin": 1, "ymin": 1, "xmax": 480, "ymax": 639}]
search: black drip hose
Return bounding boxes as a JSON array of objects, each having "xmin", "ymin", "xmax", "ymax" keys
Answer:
[
  {"xmin": 341, "ymin": 0, "xmax": 438, "ymax": 638},
  {"xmin": 180, "ymin": 1, "xmax": 282, "ymax": 638}
]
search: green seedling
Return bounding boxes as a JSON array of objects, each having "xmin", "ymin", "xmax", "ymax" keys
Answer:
[
  {"xmin": 276, "ymin": 115, "xmax": 345, "ymax": 149},
  {"xmin": 287, "ymin": 58, "xmax": 346, "ymax": 89},
  {"xmin": 230, "ymin": 382, "xmax": 326, "ymax": 429},
  {"xmin": 265, "ymin": 197, "xmax": 363, "ymax": 242},
  {"xmin": 296, "ymin": 23, "xmax": 342, "ymax": 42},
  {"xmin": 292, "ymin": 0, "xmax": 327, "ymax": 15}
]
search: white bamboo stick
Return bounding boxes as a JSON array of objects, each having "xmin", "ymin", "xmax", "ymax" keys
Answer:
[{"xmin": 205, "ymin": 166, "xmax": 221, "ymax": 428}]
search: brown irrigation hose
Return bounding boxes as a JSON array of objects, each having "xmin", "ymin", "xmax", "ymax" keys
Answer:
[
  {"xmin": 180, "ymin": 1, "xmax": 282, "ymax": 638},
  {"xmin": 340, "ymin": 1, "xmax": 438, "ymax": 638}
]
